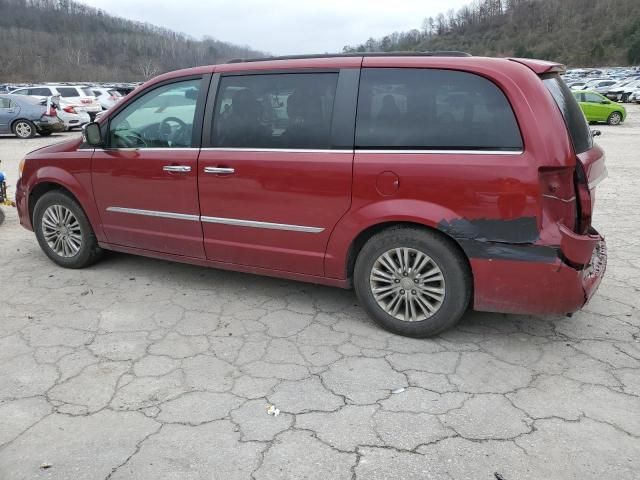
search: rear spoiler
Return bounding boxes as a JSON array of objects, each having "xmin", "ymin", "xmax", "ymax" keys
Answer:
[{"xmin": 509, "ymin": 58, "xmax": 566, "ymax": 75}]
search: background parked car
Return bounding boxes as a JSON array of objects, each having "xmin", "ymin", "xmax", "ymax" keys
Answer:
[
  {"xmin": 572, "ymin": 90, "xmax": 626, "ymax": 125},
  {"xmin": 91, "ymin": 87, "xmax": 123, "ymax": 110},
  {"xmin": 56, "ymin": 104, "xmax": 90, "ymax": 130},
  {"xmin": 10, "ymin": 85, "xmax": 102, "ymax": 119},
  {"xmin": 0, "ymin": 94, "xmax": 65, "ymax": 138},
  {"xmin": 607, "ymin": 79, "xmax": 640, "ymax": 102},
  {"xmin": 587, "ymin": 79, "xmax": 618, "ymax": 94}
]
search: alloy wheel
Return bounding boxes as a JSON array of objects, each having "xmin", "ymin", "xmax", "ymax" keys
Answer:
[
  {"xmin": 369, "ymin": 247, "xmax": 446, "ymax": 322},
  {"xmin": 41, "ymin": 205, "xmax": 83, "ymax": 257},
  {"xmin": 15, "ymin": 121, "xmax": 32, "ymax": 138}
]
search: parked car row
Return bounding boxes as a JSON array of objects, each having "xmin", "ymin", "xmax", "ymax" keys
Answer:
[{"xmin": 0, "ymin": 81, "xmax": 140, "ymax": 135}]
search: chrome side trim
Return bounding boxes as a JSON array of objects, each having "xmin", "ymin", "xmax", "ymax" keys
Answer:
[
  {"xmin": 106, "ymin": 207, "xmax": 199, "ymax": 221},
  {"xmin": 355, "ymin": 149, "xmax": 524, "ymax": 155},
  {"xmin": 588, "ymin": 167, "xmax": 608, "ymax": 190},
  {"xmin": 200, "ymin": 148, "xmax": 353, "ymax": 154},
  {"xmin": 200, "ymin": 216, "xmax": 324, "ymax": 233},
  {"xmin": 106, "ymin": 207, "xmax": 324, "ymax": 233},
  {"xmin": 86, "ymin": 148, "xmax": 199, "ymax": 152}
]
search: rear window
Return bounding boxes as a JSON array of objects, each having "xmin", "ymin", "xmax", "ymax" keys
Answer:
[
  {"xmin": 543, "ymin": 74, "xmax": 593, "ymax": 154},
  {"xmin": 355, "ymin": 68, "xmax": 523, "ymax": 151},
  {"xmin": 57, "ymin": 87, "xmax": 80, "ymax": 97}
]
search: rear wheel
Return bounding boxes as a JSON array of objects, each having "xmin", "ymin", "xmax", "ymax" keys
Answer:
[
  {"xmin": 39, "ymin": 131, "xmax": 53, "ymax": 137},
  {"xmin": 621, "ymin": 93, "xmax": 630, "ymax": 103},
  {"xmin": 607, "ymin": 112, "xmax": 623, "ymax": 126},
  {"xmin": 33, "ymin": 191, "xmax": 103, "ymax": 268},
  {"xmin": 13, "ymin": 120, "xmax": 36, "ymax": 138},
  {"xmin": 354, "ymin": 227, "xmax": 471, "ymax": 338}
]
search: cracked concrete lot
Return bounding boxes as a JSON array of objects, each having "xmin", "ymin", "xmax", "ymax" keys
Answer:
[{"xmin": 1, "ymin": 106, "xmax": 639, "ymax": 480}]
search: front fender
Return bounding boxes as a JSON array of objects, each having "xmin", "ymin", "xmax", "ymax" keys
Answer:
[
  {"xmin": 27, "ymin": 166, "xmax": 106, "ymax": 242},
  {"xmin": 324, "ymin": 199, "xmax": 462, "ymax": 279}
]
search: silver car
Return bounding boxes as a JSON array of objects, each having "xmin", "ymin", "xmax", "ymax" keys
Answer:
[{"xmin": 0, "ymin": 94, "xmax": 65, "ymax": 138}]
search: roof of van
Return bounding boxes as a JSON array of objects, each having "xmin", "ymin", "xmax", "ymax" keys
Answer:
[{"xmin": 143, "ymin": 54, "xmax": 566, "ymax": 92}]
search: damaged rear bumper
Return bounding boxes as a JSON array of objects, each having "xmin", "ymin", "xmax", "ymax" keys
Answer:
[{"xmin": 471, "ymin": 227, "xmax": 607, "ymax": 315}]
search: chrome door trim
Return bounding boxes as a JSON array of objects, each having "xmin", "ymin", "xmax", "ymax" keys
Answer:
[
  {"xmin": 200, "ymin": 147, "xmax": 353, "ymax": 154},
  {"xmin": 163, "ymin": 165, "xmax": 192, "ymax": 173},
  {"xmin": 355, "ymin": 149, "xmax": 524, "ymax": 155},
  {"xmin": 106, "ymin": 207, "xmax": 200, "ymax": 221},
  {"xmin": 106, "ymin": 207, "xmax": 324, "ymax": 233},
  {"xmin": 200, "ymin": 215, "xmax": 324, "ymax": 233},
  {"xmin": 204, "ymin": 167, "xmax": 235, "ymax": 174}
]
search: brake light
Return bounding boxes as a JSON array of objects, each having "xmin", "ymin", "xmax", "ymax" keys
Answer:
[
  {"xmin": 539, "ymin": 167, "xmax": 577, "ymax": 232},
  {"xmin": 63, "ymin": 106, "xmax": 77, "ymax": 114},
  {"xmin": 44, "ymin": 105, "xmax": 57, "ymax": 116},
  {"xmin": 574, "ymin": 161, "xmax": 592, "ymax": 235}
]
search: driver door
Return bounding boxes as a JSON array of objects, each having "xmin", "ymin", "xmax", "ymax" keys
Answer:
[{"xmin": 91, "ymin": 76, "xmax": 208, "ymax": 258}]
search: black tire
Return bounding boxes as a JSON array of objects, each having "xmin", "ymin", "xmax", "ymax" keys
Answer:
[
  {"xmin": 39, "ymin": 131, "xmax": 53, "ymax": 137},
  {"xmin": 607, "ymin": 111, "xmax": 623, "ymax": 126},
  {"xmin": 33, "ymin": 190, "xmax": 103, "ymax": 268},
  {"xmin": 354, "ymin": 227, "xmax": 471, "ymax": 338},
  {"xmin": 621, "ymin": 93, "xmax": 630, "ymax": 103},
  {"xmin": 13, "ymin": 119, "xmax": 37, "ymax": 138}
]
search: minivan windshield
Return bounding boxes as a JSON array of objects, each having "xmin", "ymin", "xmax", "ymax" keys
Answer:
[{"xmin": 542, "ymin": 74, "xmax": 593, "ymax": 154}]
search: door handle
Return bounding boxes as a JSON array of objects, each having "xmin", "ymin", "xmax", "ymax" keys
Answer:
[
  {"xmin": 163, "ymin": 165, "xmax": 191, "ymax": 173},
  {"xmin": 204, "ymin": 167, "xmax": 235, "ymax": 175}
]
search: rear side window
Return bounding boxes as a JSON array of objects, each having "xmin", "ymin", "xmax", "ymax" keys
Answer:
[
  {"xmin": 80, "ymin": 87, "xmax": 94, "ymax": 96},
  {"xmin": 212, "ymin": 73, "xmax": 338, "ymax": 149},
  {"xmin": 543, "ymin": 74, "xmax": 593, "ymax": 154},
  {"xmin": 29, "ymin": 87, "xmax": 52, "ymax": 96},
  {"xmin": 57, "ymin": 87, "xmax": 80, "ymax": 97},
  {"xmin": 355, "ymin": 68, "xmax": 523, "ymax": 151}
]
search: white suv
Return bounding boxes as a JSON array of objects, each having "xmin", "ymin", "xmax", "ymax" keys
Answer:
[{"xmin": 10, "ymin": 85, "xmax": 102, "ymax": 120}]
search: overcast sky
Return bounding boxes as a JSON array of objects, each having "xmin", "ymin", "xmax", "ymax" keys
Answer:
[{"xmin": 82, "ymin": 0, "xmax": 470, "ymax": 54}]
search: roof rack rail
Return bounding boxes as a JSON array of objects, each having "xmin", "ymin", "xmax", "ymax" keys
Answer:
[{"xmin": 227, "ymin": 51, "xmax": 472, "ymax": 63}]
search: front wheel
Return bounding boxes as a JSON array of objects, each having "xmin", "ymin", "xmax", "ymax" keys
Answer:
[
  {"xmin": 354, "ymin": 227, "xmax": 471, "ymax": 337},
  {"xmin": 13, "ymin": 120, "xmax": 36, "ymax": 138},
  {"xmin": 607, "ymin": 112, "xmax": 623, "ymax": 126},
  {"xmin": 39, "ymin": 131, "xmax": 53, "ymax": 137},
  {"xmin": 33, "ymin": 191, "xmax": 103, "ymax": 268}
]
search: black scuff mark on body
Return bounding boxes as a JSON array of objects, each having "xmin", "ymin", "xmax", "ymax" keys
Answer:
[{"xmin": 438, "ymin": 217, "xmax": 559, "ymax": 263}]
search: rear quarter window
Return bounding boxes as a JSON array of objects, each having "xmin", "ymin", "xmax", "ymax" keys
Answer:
[
  {"xmin": 355, "ymin": 68, "xmax": 523, "ymax": 151},
  {"xmin": 542, "ymin": 74, "xmax": 593, "ymax": 154},
  {"xmin": 57, "ymin": 87, "xmax": 81, "ymax": 97}
]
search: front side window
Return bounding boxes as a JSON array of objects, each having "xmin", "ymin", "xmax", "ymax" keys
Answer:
[
  {"xmin": 12, "ymin": 89, "xmax": 28, "ymax": 95},
  {"xmin": 355, "ymin": 68, "xmax": 523, "ymax": 151},
  {"xmin": 584, "ymin": 92, "xmax": 604, "ymax": 103},
  {"xmin": 109, "ymin": 78, "xmax": 200, "ymax": 149},
  {"xmin": 212, "ymin": 73, "xmax": 338, "ymax": 149}
]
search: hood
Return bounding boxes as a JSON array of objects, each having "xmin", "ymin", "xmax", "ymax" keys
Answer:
[{"xmin": 25, "ymin": 136, "xmax": 84, "ymax": 159}]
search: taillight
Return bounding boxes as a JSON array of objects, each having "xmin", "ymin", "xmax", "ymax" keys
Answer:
[
  {"xmin": 539, "ymin": 167, "xmax": 577, "ymax": 232},
  {"xmin": 574, "ymin": 161, "xmax": 592, "ymax": 235},
  {"xmin": 63, "ymin": 106, "xmax": 77, "ymax": 114},
  {"xmin": 44, "ymin": 105, "xmax": 57, "ymax": 116}
]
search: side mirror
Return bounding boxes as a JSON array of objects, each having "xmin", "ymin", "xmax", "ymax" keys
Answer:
[
  {"xmin": 592, "ymin": 129, "xmax": 602, "ymax": 137},
  {"xmin": 601, "ymin": 100, "xmax": 611, "ymax": 104},
  {"xmin": 84, "ymin": 122, "xmax": 103, "ymax": 146}
]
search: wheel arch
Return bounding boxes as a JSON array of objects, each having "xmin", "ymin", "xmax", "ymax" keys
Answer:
[{"xmin": 343, "ymin": 220, "xmax": 473, "ymax": 290}]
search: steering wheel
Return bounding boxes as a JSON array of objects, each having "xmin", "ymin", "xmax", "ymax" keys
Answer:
[
  {"xmin": 159, "ymin": 117, "xmax": 188, "ymax": 145},
  {"xmin": 112, "ymin": 119, "xmax": 148, "ymax": 148}
]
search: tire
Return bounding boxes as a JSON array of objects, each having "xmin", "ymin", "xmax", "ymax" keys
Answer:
[
  {"xmin": 354, "ymin": 227, "xmax": 471, "ymax": 338},
  {"xmin": 607, "ymin": 111, "xmax": 623, "ymax": 126},
  {"xmin": 33, "ymin": 190, "xmax": 103, "ymax": 268},
  {"xmin": 13, "ymin": 119, "xmax": 37, "ymax": 138},
  {"xmin": 39, "ymin": 131, "xmax": 53, "ymax": 137},
  {"xmin": 621, "ymin": 93, "xmax": 630, "ymax": 103}
]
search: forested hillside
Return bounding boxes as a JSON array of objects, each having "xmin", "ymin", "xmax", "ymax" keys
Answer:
[
  {"xmin": 0, "ymin": 0, "xmax": 264, "ymax": 82},
  {"xmin": 345, "ymin": 0, "xmax": 640, "ymax": 67}
]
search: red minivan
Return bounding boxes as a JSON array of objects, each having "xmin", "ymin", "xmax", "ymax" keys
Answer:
[{"xmin": 15, "ymin": 53, "xmax": 607, "ymax": 337}]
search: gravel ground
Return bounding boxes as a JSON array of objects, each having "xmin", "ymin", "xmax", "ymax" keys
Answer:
[{"xmin": 0, "ymin": 107, "xmax": 639, "ymax": 480}]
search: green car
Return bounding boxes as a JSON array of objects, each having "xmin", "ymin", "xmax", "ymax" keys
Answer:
[{"xmin": 572, "ymin": 90, "xmax": 626, "ymax": 125}]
